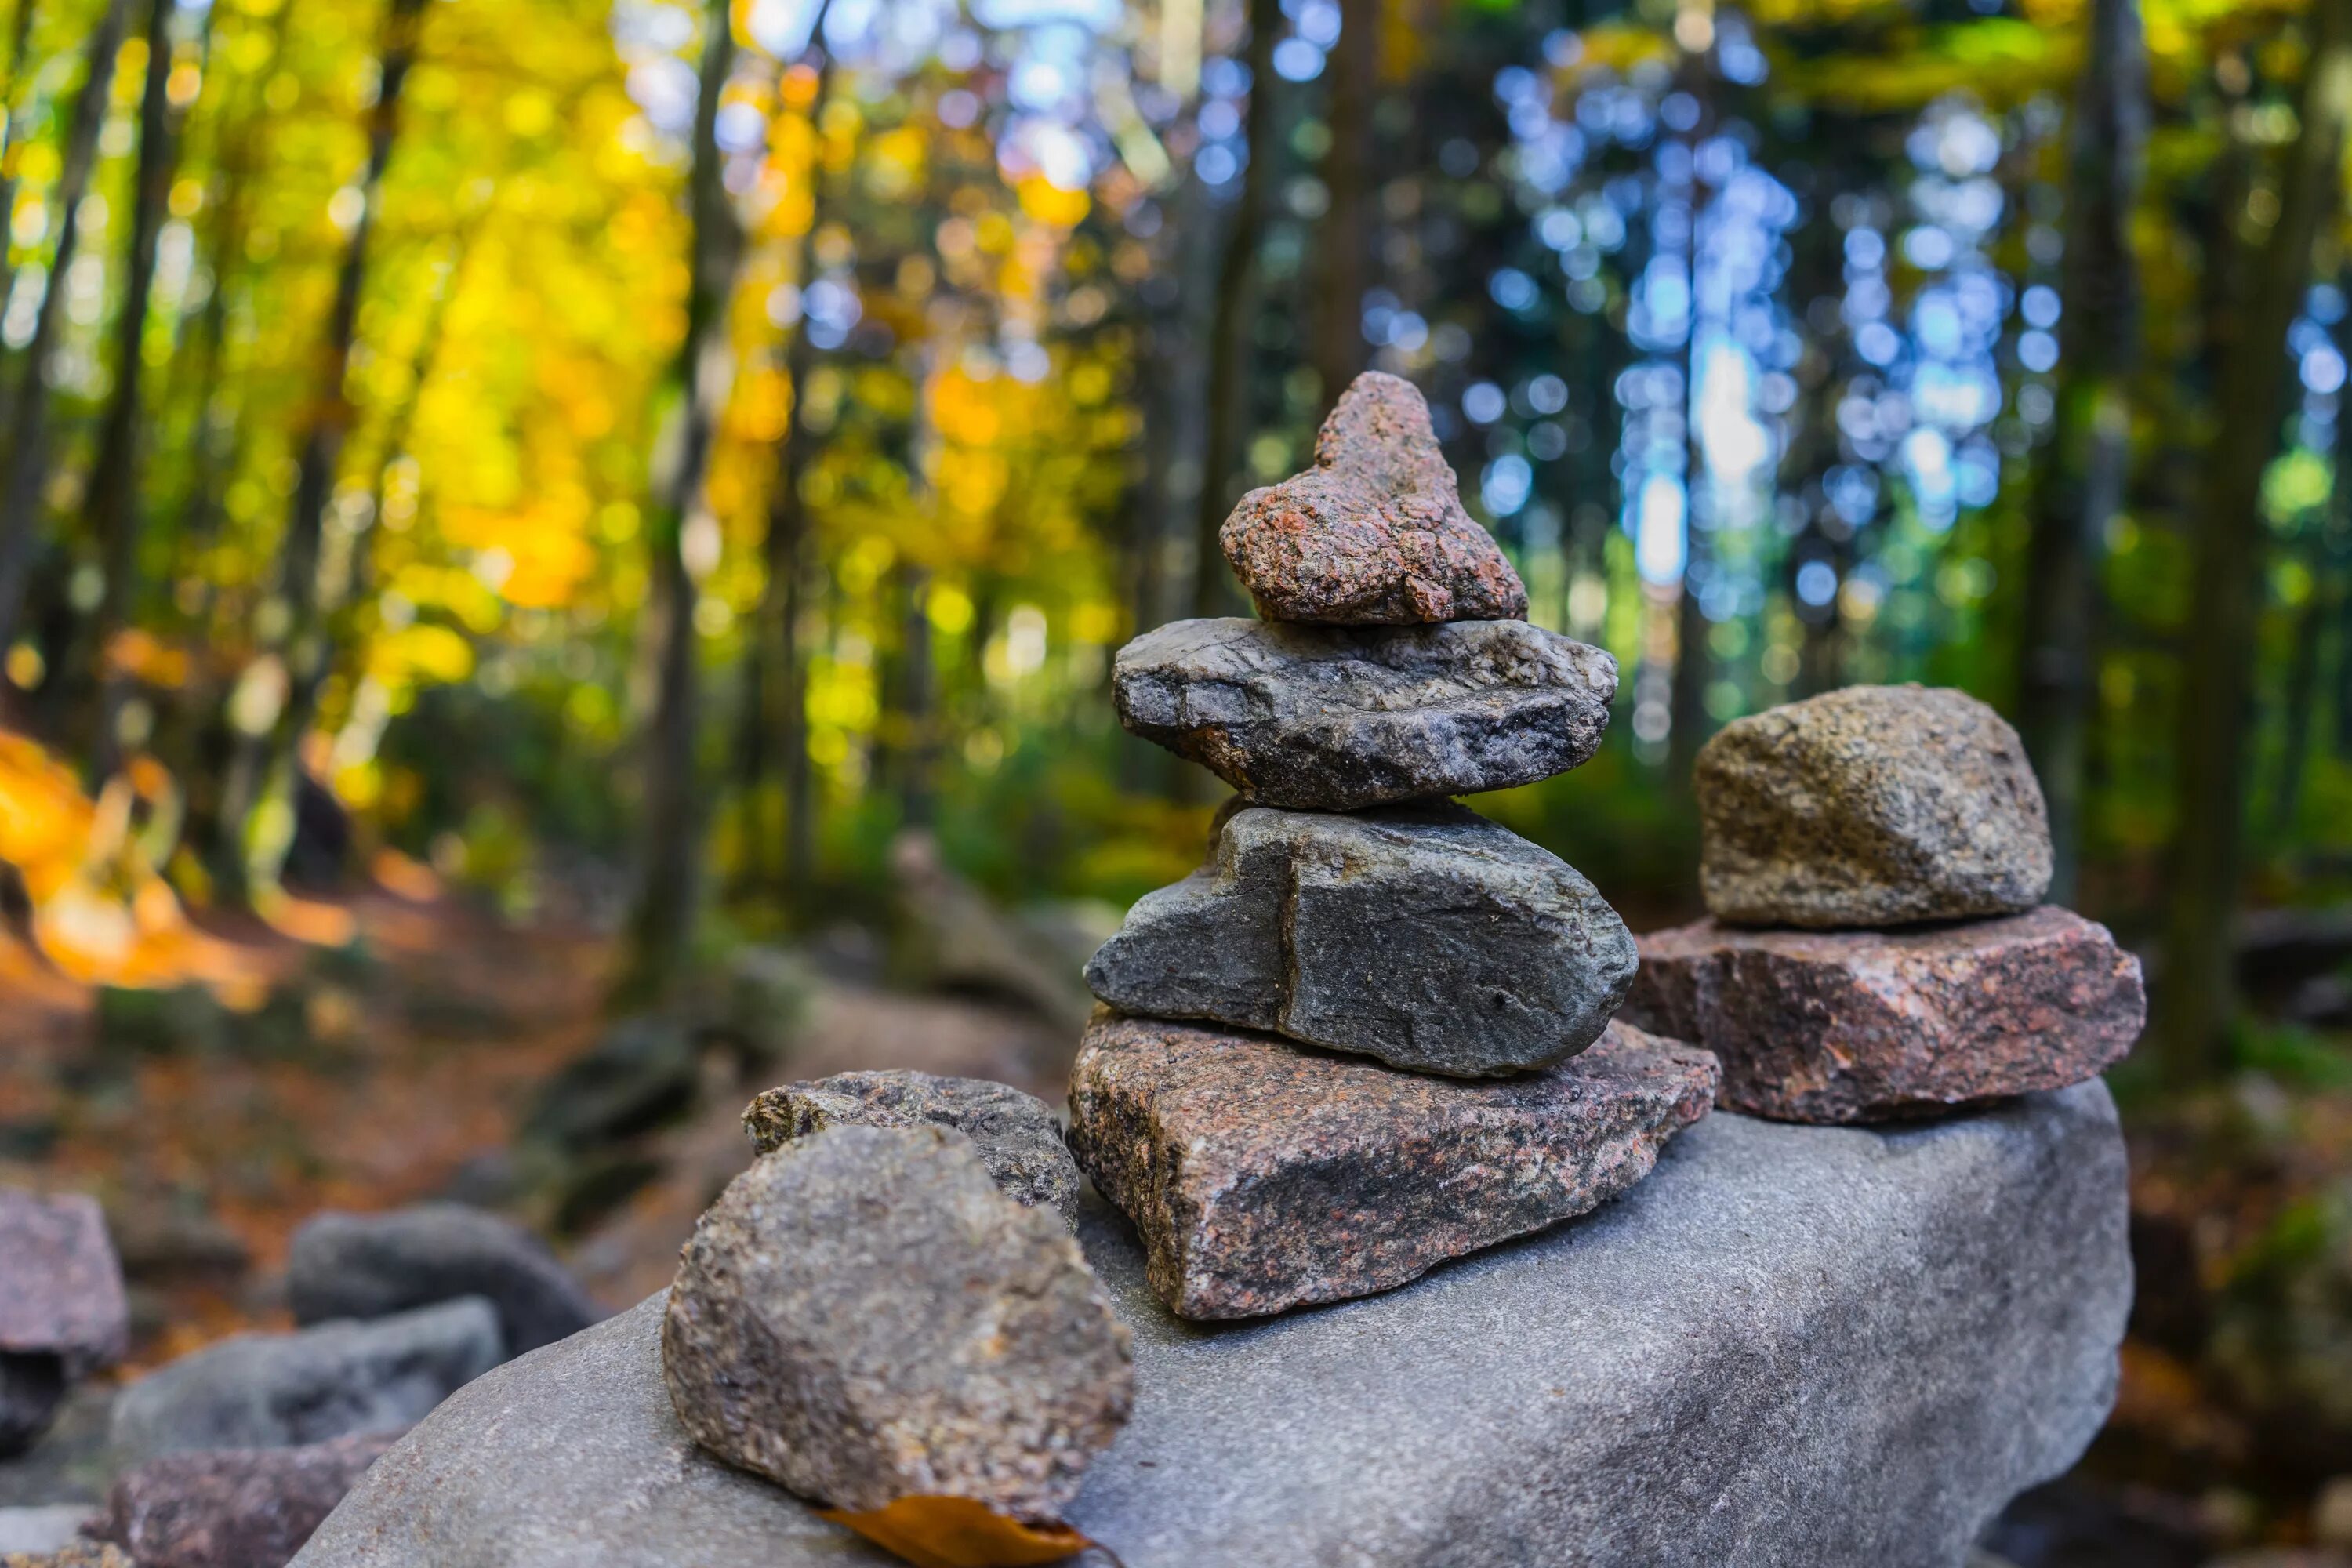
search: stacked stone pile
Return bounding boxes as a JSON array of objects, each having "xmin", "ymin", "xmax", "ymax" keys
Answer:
[
  {"xmin": 1621, "ymin": 684, "xmax": 2147, "ymax": 1123},
  {"xmin": 1073, "ymin": 372, "xmax": 1718, "ymax": 1319}
]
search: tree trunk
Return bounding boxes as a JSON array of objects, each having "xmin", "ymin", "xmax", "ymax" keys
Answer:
[
  {"xmin": 0, "ymin": 0, "xmax": 136, "ymax": 657},
  {"xmin": 2160, "ymin": 1, "xmax": 2352, "ymax": 1081},
  {"xmin": 614, "ymin": 0, "xmax": 737, "ymax": 1002},
  {"xmin": 212, "ymin": 0, "xmax": 426, "ymax": 894},
  {"xmin": 738, "ymin": 6, "xmax": 833, "ymax": 911},
  {"xmin": 1191, "ymin": 0, "xmax": 1280, "ymax": 619},
  {"xmin": 78, "ymin": 0, "xmax": 181, "ymax": 775},
  {"xmin": 2016, "ymin": 0, "xmax": 2147, "ymax": 905},
  {"xmin": 1311, "ymin": 0, "xmax": 1374, "ymax": 411}
]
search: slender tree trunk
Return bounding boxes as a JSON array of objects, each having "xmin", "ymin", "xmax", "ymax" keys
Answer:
[
  {"xmin": 2160, "ymin": 2, "xmax": 2352, "ymax": 1081},
  {"xmin": 1311, "ymin": 0, "xmax": 1374, "ymax": 411},
  {"xmin": 615, "ymin": 0, "xmax": 737, "ymax": 1001},
  {"xmin": 1191, "ymin": 0, "xmax": 1280, "ymax": 619},
  {"xmin": 78, "ymin": 0, "xmax": 180, "ymax": 775},
  {"xmin": 0, "ymin": 0, "xmax": 136, "ymax": 656},
  {"xmin": 0, "ymin": 0, "xmax": 47, "ymax": 353},
  {"xmin": 737, "ymin": 6, "xmax": 833, "ymax": 911},
  {"xmin": 212, "ymin": 0, "xmax": 425, "ymax": 893},
  {"xmin": 2016, "ymin": 0, "xmax": 2146, "ymax": 905}
]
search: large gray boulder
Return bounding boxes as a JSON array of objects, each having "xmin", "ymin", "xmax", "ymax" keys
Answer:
[
  {"xmin": 111, "ymin": 1299, "xmax": 503, "ymax": 1465},
  {"xmin": 1085, "ymin": 801, "xmax": 1638, "ymax": 1076},
  {"xmin": 293, "ymin": 1083, "xmax": 2129, "ymax": 1568},
  {"xmin": 1113, "ymin": 617, "xmax": 1615, "ymax": 811}
]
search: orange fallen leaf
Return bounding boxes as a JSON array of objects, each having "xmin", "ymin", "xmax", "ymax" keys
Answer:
[{"xmin": 817, "ymin": 1495, "xmax": 1096, "ymax": 1568}]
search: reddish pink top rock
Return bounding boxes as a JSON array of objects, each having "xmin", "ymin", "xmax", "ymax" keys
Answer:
[
  {"xmin": 1621, "ymin": 906, "xmax": 2143, "ymax": 1125},
  {"xmin": 1218, "ymin": 372, "xmax": 1528, "ymax": 624}
]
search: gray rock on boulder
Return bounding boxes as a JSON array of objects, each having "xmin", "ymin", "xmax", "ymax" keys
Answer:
[
  {"xmin": 1112, "ymin": 617, "xmax": 1617, "ymax": 811},
  {"xmin": 110, "ymin": 1298, "xmax": 503, "ymax": 1465},
  {"xmin": 89, "ymin": 1431, "xmax": 399, "ymax": 1568},
  {"xmin": 0, "ymin": 1192, "xmax": 128, "ymax": 1457},
  {"xmin": 1085, "ymin": 801, "xmax": 1638, "ymax": 1076},
  {"xmin": 660, "ymin": 1124, "xmax": 1133, "ymax": 1522},
  {"xmin": 740, "ymin": 1070, "xmax": 1081, "ymax": 1227},
  {"xmin": 1624, "ymin": 907, "xmax": 2145, "ymax": 1123},
  {"xmin": 293, "ymin": 1083, "xmax": 2130, "ymax": 1568},
  {"xmin": 1067, "ymin": 1012, "xmax": 1718, "ymax": 1319},
  {"xmin": 287, "ymin": 1204, "xmax": 602, "ymax": 1355},
  {"xmin": 1695, "ymin": 684, "xmax": 2053, "ymax": 928},
  {"xmin": 0, "ymin": 1506, "xmax": 93, "ymax": 1556}
]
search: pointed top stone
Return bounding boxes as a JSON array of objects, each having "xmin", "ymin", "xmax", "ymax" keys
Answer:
[{"xmin": 1220, "ymin": 372, "xmax": 1528, "ymax": 625}]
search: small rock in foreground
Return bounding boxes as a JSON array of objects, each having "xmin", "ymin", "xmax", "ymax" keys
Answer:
[
  {"xmin": 89, "ymin": 1431, "xmax": 398, "ymax": 1568},
  {"xmin": 0, "ymin": 1193, "xmax": 127, "ymax": 1457},
  {"xmin": 287, "ymin": 1204, "xmax": 602, "ymax": 1355},
  {"xmin": 1220, "ymin": 372, "xmax": 1527, "ymax": 624},
  {"xmin": 1067, "ymin": 1012, "xmax": 1717, "ymax": 1319},
  {"xmin": 1085, "ymin": 802, "xmax": 1637, "ymax": 1076},
  {"xmin": 741, "ymin": 1070, "xmax": 1080, "ymax": 1227},
  {"xmin": 110, "ymin": 1298, "xmax": 503, "ymax": 1464},
  {"xmin": 1, "ymin": 1543, "xmax": 128, "ymax": 1568},
  {"xmin": 1622, "ymin": 906, "xmax": 2144, "ymax": 1123},
  {"xmin": 1695, "ymin": 684, "xmax": 2052, "ymax": 928},
  {"xmin": 1111, "ymin": 617, "xmax": 1616, "ymax": 810},
  {"xmin": 661, "ymin": 1124, "xmax": 1133, "ymax": 1523}
]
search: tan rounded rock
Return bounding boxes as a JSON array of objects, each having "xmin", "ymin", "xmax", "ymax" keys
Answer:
[
  {"xmin": 1694, "ymin": 684, "xmax": 2052, "ymax": 928},
  {"xmin": 659, "ymin": 1124, "xmax": 1132, "ymax": 1523}
]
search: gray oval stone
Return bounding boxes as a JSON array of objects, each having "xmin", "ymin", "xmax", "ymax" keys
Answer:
[{"xmin": 1112, "ymin": 616, "xmax": 1617, "ymax": 811}]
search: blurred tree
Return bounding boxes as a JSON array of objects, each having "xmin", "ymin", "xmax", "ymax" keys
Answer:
[
  {"xmin": 2016, "ymin": 0, "xmax": 2146, "ymax": 906},
  {"xmin": 2163, "ymin": 0, "xmax": 2352, "ymax": 1082}
]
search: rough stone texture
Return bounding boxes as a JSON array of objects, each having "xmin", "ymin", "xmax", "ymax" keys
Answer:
[
  {"xmin": 1695, "ymin": 684, "xmax": 2053, "ymax": 927},
  {"xmin": 286, "ymin": 1204, "xmax": 602, "ymax": 1355},
  {"xmin": 1068, "ymin": 1013, "xmax": 1717, "ymax": 1319},
  {"xmin": 0, "ymin": 1194, "xmax": 126, "ymax": 1457},
  {"xmin": 659, "ymin": 1125, "xmax": 1133, "ymax": 1522},
  {"xmin": 1086, "ymin": 802, "xmax": 1637, "ymax": 1076},
  {"xmin": 0, "ymin": 1508, "xmax": 90, "ymax": 1556},
  {"xmin": 293, "ymin": 1083, "xmax": 2129, "ymax": 1568},
  {"xmin": 739, "ymin": 1070, "xmax": 1080, "ymax": 1227},
  {"xmin": 1623, "ymin": 907, "xmax": 2145, "ymax": 1123},
  {"xmin": 110, "ymin": 1298, "xmax": 503, "ymax": 1464},
  {"xmin": 1219, "ymin": 372, "xmax": 1528, "ymax": 625},
  {"xmin": 89, "ymin": 1432, "xmax": 397, "ymax": 1568},
  {"xmin": 1112, "ymin": 616, "xmax": 1616, "ymax": 810}
]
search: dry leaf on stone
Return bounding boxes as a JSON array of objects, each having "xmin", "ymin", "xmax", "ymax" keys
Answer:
[{"xmin": 817, "ymin": 1495, "xmax": 1098, "ymax": 1568}]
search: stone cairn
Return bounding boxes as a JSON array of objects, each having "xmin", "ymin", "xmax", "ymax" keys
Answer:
[
  {"xmin": 1069, "ymin": 371, "xmax": 1719, "ymax": 1320},
  {"xmin": 1619, "ymin": 683, "xmax": 2147, "ymax": 1123}
]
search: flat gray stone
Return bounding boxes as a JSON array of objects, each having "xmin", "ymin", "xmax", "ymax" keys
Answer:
[
  {"xmin": 1112, "ymin": 617, "xmax": 1616, "ymax": 811},
  {"xmin": 293, "ymin": 1083, "xmax": 2129, "ymax": 1568},
  {"xmin": 1696, "ymin": 684, "xmax": 2053, "ymax": 928},
  {"xmin": 740, "ymin": 1070, "xmax": 1082, "ymax": 1227},
  {"xmin": 1085, "ymin": 802, "xmax": 1637, "ymax": 1076},
  {"xmin": 288, "ymin": 1205, "xmax": 603, "ymax": 1356},
  {"xmin": 110, "ymin": 1299, "xmax": 503, "ymax": 1465}
]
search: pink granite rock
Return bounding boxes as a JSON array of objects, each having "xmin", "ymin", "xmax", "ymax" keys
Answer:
[
  {"xmin": 1621, "ymin": 906, "xmax": 2144, "ymax": 1124},
  {"xmin": 90, "ymin": 1431, "xmax": 400, "ymax": 1568},
  {"xmin": 1066, "ymin": 1011, "xmax": 1717, "ymax": 1320},
  {"xmin": 1218, "ymin": 372, "xmax": 1527, "ymax": 624},
  {"xmin": 0, "ymin": 1192, "xmax": 128, "ymax": 1456}
]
